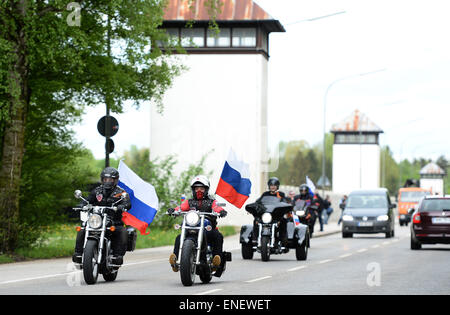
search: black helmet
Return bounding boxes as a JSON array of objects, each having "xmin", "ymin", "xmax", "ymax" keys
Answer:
[
  {"xmin": 299, "ymin": 184, "xmax": 309, "ymax": 195},
  {"xmin": 101, "ymin": 167, "xmax": 119, "ymax": 191},
  {"xmin": 268, "ymin": 177, "xmax": 280, "ymax": 189}
]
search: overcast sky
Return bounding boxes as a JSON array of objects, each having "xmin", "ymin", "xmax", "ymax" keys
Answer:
[{"xmin": 75, "ymin": 0, "xmax": 450, "ymax": 163}]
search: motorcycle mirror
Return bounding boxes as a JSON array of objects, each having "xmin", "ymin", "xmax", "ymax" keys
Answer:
[
  {"xmin": 74, "ymin": 190, "xmax": 83, "ymax": 199},
  {"xmin": 170, "ymin": 200, "xmax": 178, "ymax": 206},
  {"xmin": 216, "ymin": 203, "xmax": 226, "ymax": 207}
]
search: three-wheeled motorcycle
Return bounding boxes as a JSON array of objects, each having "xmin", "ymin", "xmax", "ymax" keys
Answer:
[{"xmin": 240, "ymin": 195, "xmax": 310, "ymax": 261}]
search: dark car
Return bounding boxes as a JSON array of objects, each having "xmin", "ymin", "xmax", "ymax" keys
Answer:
[
  {"xmin": 341, "ymin": 188, "xmax": 396, "ymax": 238},
  {"xmin": 410, "ymin": 195, "xmax": 450, "ymax": 250}
]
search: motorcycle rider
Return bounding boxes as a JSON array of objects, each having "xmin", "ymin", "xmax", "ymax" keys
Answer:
[
  {"xmin": 168, "ymin": 175, "xmax": 227, "ymax": 273},
  {"xmin": 292, "ymin": 184, "xmax": 320, "ymax": 236},
  {"xmin": 254, "ymin": 177, "xmax": 289, "ymax": 250},
  {"xmin": 72, "ymin": 167, "xmax": 131, "ymax": 266}
]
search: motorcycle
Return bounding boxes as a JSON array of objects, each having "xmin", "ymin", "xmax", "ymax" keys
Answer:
[
  {"xmin": 168, "ymin": 205, "xmax": 232, "ymax": 287},
  {"xmin": 240, "ymin": 195, "xmax": 310, "ymax": 261},
  {"xmin": 73, "ymin": 189, "xmax": 136, "ymax": 285},
  {"xmin": 294, "ymin": 199, "xmax": 318, "ymax": 237}
]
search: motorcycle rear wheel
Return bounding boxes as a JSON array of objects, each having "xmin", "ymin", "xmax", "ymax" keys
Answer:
[
  {"xmin": 180, "ymin": 239, "xmax": 197, "ymax": 286},
  {"xmin": 83, "ymin": 240, "xmax": 99, "ymax": 285}
]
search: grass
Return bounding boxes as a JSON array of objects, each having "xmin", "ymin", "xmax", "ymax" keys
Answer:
[{"xmin": 0, "ymin": 224, "xmax": 239, "ymax": 264}]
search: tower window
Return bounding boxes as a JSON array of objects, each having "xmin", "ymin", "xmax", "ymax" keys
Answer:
[{"xmin": 232, "ymin": 27, "xmax": 257, "ymax": 47}]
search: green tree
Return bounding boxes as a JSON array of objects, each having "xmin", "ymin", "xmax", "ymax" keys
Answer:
[{"xmin": 0, "ymin": 0, "xmax": 221, "ymax": 253}]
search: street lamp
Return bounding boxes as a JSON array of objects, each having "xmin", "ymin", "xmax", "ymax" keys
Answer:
[{"xmin": 322, "ymin": 68, "xmax": 386, "ymax": 195}]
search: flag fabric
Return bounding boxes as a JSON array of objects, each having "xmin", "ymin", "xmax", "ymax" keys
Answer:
[
  {"xmin": 293, "ymin": 214, "xmax": 301, "ymax": 227},
  {"xmin": 215, "ymin": 148, "xmax": 252, "ymax": 208},
  {"xmin": 306, "ymin": 176, "xmax": 316, "ymax": 197},
  {"xmin": 118, "ymin": 160, "xmax": 158, "ymax": 235}
]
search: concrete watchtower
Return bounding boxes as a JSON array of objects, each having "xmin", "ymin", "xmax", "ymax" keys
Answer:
[
  {"xmin": 331, "ymin": 109, "xmax": 384, "ymax": 194},
  {"xmin": 420, "ymin": 162, "xmax": 446, "ymax": 195},
  {"xmin": 150, "ymin": 0, "xmax": 285, "ymax": 200}
]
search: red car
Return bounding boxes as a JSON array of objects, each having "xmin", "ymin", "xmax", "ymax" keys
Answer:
[{"xmin": 410, "ymin": 195, "xmax": 450, "ymax": 250}]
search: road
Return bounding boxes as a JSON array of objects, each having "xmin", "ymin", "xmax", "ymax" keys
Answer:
[{"xmin": 0, "ymin": 223, "xmax": 449, "ymax": 295}]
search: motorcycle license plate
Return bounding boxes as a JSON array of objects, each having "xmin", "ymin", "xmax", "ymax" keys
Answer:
[
  {"xmin": 432, "ymin": 217, "xmax": 450, "ymax": 224},
  {"xmin": 358, "ymin": 222, "xmax": 373, "ymax": 227}
]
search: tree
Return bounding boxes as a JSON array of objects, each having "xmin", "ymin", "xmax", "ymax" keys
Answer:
[{"xmin": 0, "ymin": 0, "xmax": 220, "ymax": 253}]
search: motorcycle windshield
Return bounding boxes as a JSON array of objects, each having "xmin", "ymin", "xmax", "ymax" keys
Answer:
[
  {"xmin": 246, "ymin": 196, "xmax": 293, "ymax": 220},
  {"xmin": 294, "ymin": 199, "xmax": 308, "ymax": 210}
]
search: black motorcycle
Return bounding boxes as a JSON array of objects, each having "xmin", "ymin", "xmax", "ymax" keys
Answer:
[
  {"xmin": 240, "ymin": 196, "xmax": 309, "ymax": 261},
  {"xmin": 294, "ymin": 199, "xmax": 318, "ymax": 237},
  {"xmin": 73, "ymin": 190, "xmax": 136, "ymax": 285},
  {"xmin": 168, "ymin": 207, "xmax": 232, "ymax": 286}
]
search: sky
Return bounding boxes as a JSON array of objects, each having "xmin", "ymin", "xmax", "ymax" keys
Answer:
[{"xmin": 74, "ymin": 0, "xmax": 450, "ymax": 163}]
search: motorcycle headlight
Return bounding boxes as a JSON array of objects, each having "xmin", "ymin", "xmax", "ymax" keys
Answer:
[
  {"xmin": 185, "ymin": 211, "xmax": 200, "ymax": 226},
  {"xmin": 88, "ymin": 214, "xmax": 103, "ymax": 229},
  {"xmin": 262, "ymin": 213, "xmax": 272, "ymax": 224},
  {"xmin": 296, "ymin": 210, "xmax": 305, "ymax": 216},
  {"xmin": 342, "ymin": 214, "xmax": 354, "ymax": 221},
  {"xmin": 377, "ymin": 215, "xmax": 389, "ymax": 221}
]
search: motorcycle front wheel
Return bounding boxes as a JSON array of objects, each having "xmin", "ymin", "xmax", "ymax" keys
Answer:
[
  {"xmin": 180, "ymin": 239, "xmax": 197, "ymax": 286},
  {"xmin": 83, "ymin": 239, "xmax": 99, "ymax": 285},
  {"xmin": 261, "ymin": 236, "xmax": 271, "ymax": 262}
]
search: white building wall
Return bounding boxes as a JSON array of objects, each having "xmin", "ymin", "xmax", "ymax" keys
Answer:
[
  {"xmin": 150, "ymin": 54, "xmax": 268, "ymax": 216},
  {"xmin": 420, "ymin": 178, "xmax": 444, "ymax": 195},
  {"xmin": 332, "ymin": 144, "xmax": 380, "ymax": 194}
]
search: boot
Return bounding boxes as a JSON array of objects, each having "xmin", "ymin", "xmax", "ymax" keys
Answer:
[{"xmin": 169, "ymin": 253, "xmax": 179, "ymax": 272}]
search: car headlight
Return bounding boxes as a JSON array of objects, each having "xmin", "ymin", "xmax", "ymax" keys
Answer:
[
  {"xmin": 296, "ymin": 210, "xmax": 305, "ymax": 216},
  {"xmin": 185, "ymin": 211, "xmax": 200, "ymax": 226},
  {"xmin": 262, "ymin": 213, "xmax": 272, "ymax": 224},
  {"xmin": 377, "ymin": 215, "xmax": 389, "ymax": 221},
  {"xmin": 88, "ymin": 214, "xmax": 103, "ymax": 229},
  {"xmin": 342, "ymin": 214, "xmax": 354, "ymax": 221}
]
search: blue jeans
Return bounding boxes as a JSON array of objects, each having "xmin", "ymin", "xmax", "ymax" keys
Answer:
[{"xmin": 322, "ymin": 207, "xmax": 334, "ymax": 224}]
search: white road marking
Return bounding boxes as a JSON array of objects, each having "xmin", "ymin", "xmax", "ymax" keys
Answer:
[
  {"xmin": 357, "ymin": 248, "xmax": 368, "ymax": 253},
  {"xmin": 339, "ymin": 253, "xmax": 352, "ymax": 258},
  {"xmin": 371, "ymin": 244, "xmax": 380, "ymax": 248},
  {"xmin": 245, "ymin": 276, "xmax": 272, "ymax": 283},
  {"xmin": 0, "ymin": 258, "xmax": 166, "ymax": 285},
  {"xmin": 195, "ymin": 288, "xmax": 223, "ymax": 295},
  {"xmin": 287, "ymin": 265, "xmax": 307, "ymax": 272},
  {"xmin": 319, "ymin": 259, "xmax": 333, "ymax": 264}
]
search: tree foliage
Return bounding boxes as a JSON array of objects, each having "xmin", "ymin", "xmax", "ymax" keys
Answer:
[{"xmin": 0, "ymin": 0, "xmax": 220, "ymax": 253}]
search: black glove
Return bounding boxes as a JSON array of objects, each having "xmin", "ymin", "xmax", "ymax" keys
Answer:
[
  {"xmin": 167, "ymin": 208, "xmax": 175, "ymax": 215},
  {"xmin": 219, "ymin": 210, "xmax": 228, "ymax": 218}
]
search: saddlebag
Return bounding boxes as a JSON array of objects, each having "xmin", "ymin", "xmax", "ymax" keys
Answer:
[{"xmin": 126, "ymin": 227, "xmax": 137, "ymax": 252}]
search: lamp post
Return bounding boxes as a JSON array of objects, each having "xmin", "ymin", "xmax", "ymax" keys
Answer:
[{"xmin": 322, "ymin": 68, "xmax": 386, "ymax": 195}]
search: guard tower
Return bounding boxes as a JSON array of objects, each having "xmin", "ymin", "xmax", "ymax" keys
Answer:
[
  {"xmin": 331, "ymin": 109, "xmax": 384, "ymax": 194},
  {"xmin": 420, "ymin": 162, "xmax": 446, "ymax": 195},
  {"xmin": 150, "ymin": 0, "xmax": 285, "ymax": 201}
]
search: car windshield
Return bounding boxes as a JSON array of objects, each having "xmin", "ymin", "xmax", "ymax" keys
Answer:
[
  {"xmin": 346, "ymin": 195, "xmax": 388, "ymax": 208},
  {"xmin": 400, "ymin": 191, "xmax": 431, "ymax": 203},
  {"xmin": 420, "ymin": 199, "xmax": 450, "ymax": 212}
]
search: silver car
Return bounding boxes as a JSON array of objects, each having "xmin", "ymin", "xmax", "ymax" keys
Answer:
[{"xmin": 341, "ymin": 188, "xmax": 396, "ymax": 238}]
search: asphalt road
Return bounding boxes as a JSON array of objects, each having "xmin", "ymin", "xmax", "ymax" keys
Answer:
[{"xmin": 1, "ymin": 223, "xmax": 449, "ymax": 295}]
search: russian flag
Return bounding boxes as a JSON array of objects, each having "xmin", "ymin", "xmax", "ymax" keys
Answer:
[
  {"xmin": 215, "ymin": 148, "xmax": 252, "ymax": 208},
  {"xmin": 118, "ymin": 160, "xmax": 158, "ymax": 235}
]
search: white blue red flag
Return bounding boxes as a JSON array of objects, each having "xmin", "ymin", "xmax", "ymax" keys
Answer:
[
  {"xmin": 293, "ymin": 214, "xmax": 301, "ymax": 227},
  {"xmin": 215, "ymin": 148, "xmax": 252, "ymax": 208},
  {"xmin": 306, "ymin": 176, "xmax": 316, "ymax": 197},
  {"xmin": 118, "ymin": 160, "xmax": 158, "ymax": 235}
]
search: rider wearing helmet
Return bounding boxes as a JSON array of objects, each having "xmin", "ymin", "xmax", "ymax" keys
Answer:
[
  {"xmin": 72, "ymin": 167, "xmax": 131, "ymax": 265},
  {"xmin": 254, "ymin": 177, "xmax": 289, "ymax": 250},
  {"xmin": 168, "ymin": 175, "xmax": 227, "ymax": 273},
  {"xmin": 256, "ymin": 177, "xmax": 286, "ymax": 202},
  {"xmin": 292, "ymin": 183, "xmax": 320, "ymax": 236}
]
